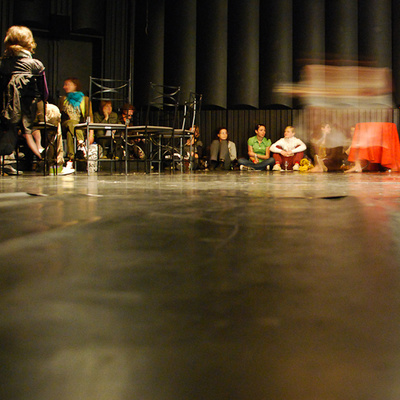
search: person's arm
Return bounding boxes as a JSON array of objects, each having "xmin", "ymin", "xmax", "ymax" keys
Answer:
[
  {"xmin": 93, "ymin": 112, "xmax": 102, "ymax": 123},
  {"xmin": 229, "ymin": 141, "xmax": 237, "ymax": 160},
  {"xmin": 291, "ymin": 138, "xmax": 307, "ymax": 153},
  {"xmin": 269, "ymin": 139, "xmax": 282, "ymax": 153},
  {"xmin": 109, "ymin": 112, "xmax": 119, "ymax": 124},
  {"xmin": 93, "ymin": 112, "xmax": 105, "ymax": 140},
  {"xmin": 196, "ymin": 140, "xmax": 203, "ymax": 159},
  {"xmin": 248, "ymin": 144, "xmax": 257, "ymax": 161},
  {"xmin": 248, "ymin": 145, "xmax": 270, "ymax": 161},
  {"xmin": 271, "ymin": 138, "xmax": 294, "ymax": 157},
  {"xmin": 256, "ymin": 146, "xmax": 271, "ymax": 160},
  {"xmin": 87, "ymin": 98, "xmax": 94, "ymax": 142}
]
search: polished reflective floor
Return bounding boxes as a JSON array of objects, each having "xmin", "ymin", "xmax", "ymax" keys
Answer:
[{"xmin": 1, "ymin": 170, "xmax": 400, "ymax": 400}]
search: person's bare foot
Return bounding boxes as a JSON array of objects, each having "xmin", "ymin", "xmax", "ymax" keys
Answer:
[
  {"xmin": 309, "ymin": 155, "xmax": 327, "ymax": 172},
  {"xmin": 344, "ymin": 160, "xmax": 362, "ymax": 173},
  {"xmin": 344, "ymin": 165, "xmax": 362, "ymax": 173}
]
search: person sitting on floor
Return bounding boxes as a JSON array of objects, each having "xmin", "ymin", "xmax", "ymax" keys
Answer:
[
  {"xmin": 238, "ymin": 124, "xmax": 275, "ymax": 171},
  {"xmin": 209, "ymin": 127, "xmax": 237, "ymax": 170},
  {"xmin": 184, "ymin": 125, "xmax": 204, "ymax": 170},
  {"xmin": 270, "ymin": 125, "xmax": 306, "ymax": 171}
]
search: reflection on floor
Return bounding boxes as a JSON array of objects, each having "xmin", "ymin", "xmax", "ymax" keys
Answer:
[{"xmin": 1, "ymin": 171, "xmax": 400, "ymax": 400}]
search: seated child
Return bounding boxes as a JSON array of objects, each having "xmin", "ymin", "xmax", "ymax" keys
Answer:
[{"xmin": 270, "ymin": 126, "xmax": 306, "ymax": 171}]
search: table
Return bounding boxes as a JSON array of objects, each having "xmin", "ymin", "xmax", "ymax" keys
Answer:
[
  {"xmin": 127, "ymin": 126, "xmax": 194, "ymax": 173},
  {"xmin": 74, "ymin": 122, "xmax": 193, "ymax": 174}
]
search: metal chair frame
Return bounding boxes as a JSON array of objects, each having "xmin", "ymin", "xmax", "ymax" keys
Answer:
[
  {"xmin": 144, "ymin": 82, "xmax": 181, "ymax": 173},
  {"xmin": 180, "ymin": 92, "xmax": 203, "ymax": 171},
  {"xmin": 79, "ymin": 76, "xmax": 132, "ymax": 174}
]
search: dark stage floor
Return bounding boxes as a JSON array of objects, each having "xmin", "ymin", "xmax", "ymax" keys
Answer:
[{"xmin": 1, "ymin": 170, "xmax": 400, "ymax": 400}]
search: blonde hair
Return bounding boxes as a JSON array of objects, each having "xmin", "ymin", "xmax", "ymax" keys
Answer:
[
  {"xmin": 4, "ymin": 26, "xmax": 37, "ymax": 56},
  {"xmin": 286, "ymin": 125, "xmax": 295, "ymax": 132}
]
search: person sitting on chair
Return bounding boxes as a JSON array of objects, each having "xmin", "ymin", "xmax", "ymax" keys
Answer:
[
  {"xmin": 115, "ymin": 103, "xmax": 145, "ymax": 160},
  {"xmin": 59, "ymin": 77, "xmax": 93, "ymax": 167},
  {"xmin": 0, "ymin": 25, "xmax": 48, "ymax": 166},
  {"xmin": 93, "ymin": 100, "xmax": 119, "ymax": 158}
]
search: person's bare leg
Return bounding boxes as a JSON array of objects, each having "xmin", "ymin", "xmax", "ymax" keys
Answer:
[
  {"xmin": 32, "ymin": 130, "xmax": 44, "ymax": 153},
  {"xmin": 23, "ymin": 133, "xmax": 42, "ymax": 158}
]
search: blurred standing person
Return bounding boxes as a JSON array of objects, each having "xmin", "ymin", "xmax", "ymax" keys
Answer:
[{"xmin": 309, "ymin": 123, "xmax": 344, "ymax": 172}]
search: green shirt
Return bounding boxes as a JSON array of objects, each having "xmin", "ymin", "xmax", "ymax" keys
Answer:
[{"xmin": 247, "ymin": 136, "xmax": 271, "ymax": 160}]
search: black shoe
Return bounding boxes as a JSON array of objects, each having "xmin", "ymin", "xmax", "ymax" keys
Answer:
[{"xmin": 209, "ymin": 160, "xmax": 218, "ymax": 171}]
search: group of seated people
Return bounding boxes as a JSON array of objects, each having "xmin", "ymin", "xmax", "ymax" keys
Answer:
[
  {"xmin": 60, "ymin": 77, "xmax": 145, "ymax": 170},
  {"xmin": 2, "ymin": 74, "xmax": 144, "ymax": 175},
  {"xmin": 198, "ymin": 120, "xmax": 398, "ymax": 173},
  {"xmin": 203, "ymin": 123, "xmax": 354, "ymax": 173},
  {"xmin": 54, "ymin": 79, "xmax": 400, "ymax": 174},
  {"xmin": 203, "ymin": 124, "xmax": 305, "ymax": 172},
  {"xmin": 0, "ymin": 24, "xmax": 145, "ymax": 175}
]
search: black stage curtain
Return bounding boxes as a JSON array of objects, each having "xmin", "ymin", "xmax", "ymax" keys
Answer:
[{"xmin": 3, "ymin": 0, "xmax": 400, "ymax": 109}]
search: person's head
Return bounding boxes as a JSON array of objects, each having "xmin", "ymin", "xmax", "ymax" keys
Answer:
[
  {"xmin": 217, "ymin": 127, "xmax": 229, "ymax": 141},
  {"xmin": 36, "ymin": 102, "xmax": 61, "ymax": 125},
  {"xmin": 99, "ymin": 100, "xmax": 112, "ymax": 115},
  {"xmin": 121, "ymin": 103, "xmax": 136, "ymax": 121},
  {"xmin": 284, "ymin": 125, "xmax": 295, "ymax": 138},
  {"xmin": 63, "ymin": 77, "xmax": 81, "ymax": 94},
  {"xmin": 321, "ymin": 123, "xmax": 331, "ymax": 134},
  {"xmin": 3, "ymin": 25, "xmax": 36, "ymax": 56},
  {"xmin": 255, "ymin": 124, "xmax": 266, "ymax": 139},
  {"xmin": 190, "ymin": 125, "xmax": 200, "ymax": 137}
]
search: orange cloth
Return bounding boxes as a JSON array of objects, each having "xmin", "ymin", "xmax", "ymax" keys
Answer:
[{"xmin": 348, "ymin": 122, "xmax": 400, "ymax": 171}]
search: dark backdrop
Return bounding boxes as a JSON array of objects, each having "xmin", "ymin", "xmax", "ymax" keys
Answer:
[{"xmin": 1, "ymin": 0, "xmax": 400, "ymax": 156}]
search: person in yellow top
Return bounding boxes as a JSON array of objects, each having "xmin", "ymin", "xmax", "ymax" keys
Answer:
[{"xmin": 59, "ymin": 77, "xmax": 93, "ymax": 165}]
